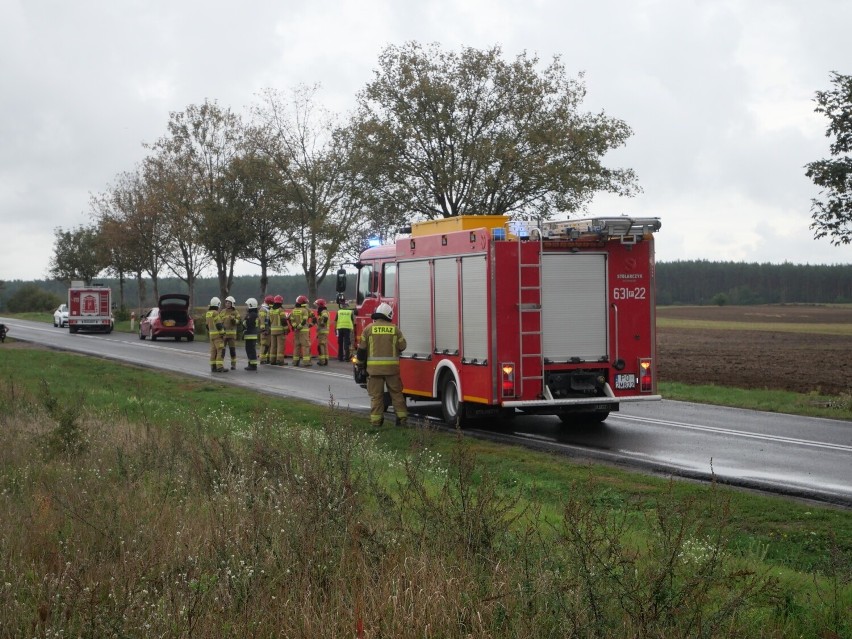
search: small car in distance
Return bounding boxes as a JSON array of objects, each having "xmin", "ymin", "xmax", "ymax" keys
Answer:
[
  {"xmin": 53, "ymin": 304, "xmax": 69, "ymax": 327},
  {"xmin": 139, "ymin": 294, "xmax": 195, "ymax": 341}
]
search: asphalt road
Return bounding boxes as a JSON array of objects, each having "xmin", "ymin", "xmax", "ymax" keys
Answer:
[{"xmin": 3, "ymin": 317, "xmax": 851, "ymax": 507}]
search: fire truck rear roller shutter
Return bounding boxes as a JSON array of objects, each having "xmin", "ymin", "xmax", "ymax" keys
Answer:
[{"xmin": 541, "ymin": 254, "xmax": 608, "ymax": 362}]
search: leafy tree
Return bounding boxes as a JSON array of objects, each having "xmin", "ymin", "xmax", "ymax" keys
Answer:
[
  {"xmin": 91, "ymin": 171, "xmax": 156, "ymax": 312},
  {"xmin": 806, "ymin": 71, "xmax": 852, "ymax": 245},
  {"xmin": 143, "ymin": 148, "xmax": 210, "ymax": 307},
  {"xmin": 250, "ymin": 85, "xmax": 372, "ymax": 300},
  {"xmin": 710, "ymin": 292, "xmax": 728, "ymax": 306},
  {"xmin": 153, "ymin": 101, "xmax": 247, "ymax": 300},
  {"xmin": 92, "ymin": 168, "xmax": 167, "ymax": 310},
  {"xmin": 6, "ymin": 283, "xmax": 62, "ymax": 312},
  {"xmin": 226, "ymin": 153, "xmax": 295, "ymax": 298},
  {"xmin": 349, "ymin": 42, "xmax": 640, "ymax": 226},
  {"xmin": 48, "ymin": 225, "xmax": 109, "ymax": 284}
]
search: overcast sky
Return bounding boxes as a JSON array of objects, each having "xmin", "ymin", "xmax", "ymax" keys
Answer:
[{"xmin": 1, "ymin": 0, "xmax": 850, "ymax": 282}]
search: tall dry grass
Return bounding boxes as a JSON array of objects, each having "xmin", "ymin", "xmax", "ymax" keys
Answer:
[{"xmin": 0, "ymin": 376, "xmax": 846, "ymax": 638}]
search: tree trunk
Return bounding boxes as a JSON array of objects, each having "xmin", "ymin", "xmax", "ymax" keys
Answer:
[
  {"xmin": 218, "ymin": 267, "xmax": 228, "ymax": 301},
  {"xmin": 135, "ymin": 271, "xmax": 145, "ymax": 313},
  {"xmin": 118, "ymin": 271, "xmax": 126, "ymax": 310},
  {"xmin": 260, "ymin": 262, "xmax": 269, "ymax": 299}
]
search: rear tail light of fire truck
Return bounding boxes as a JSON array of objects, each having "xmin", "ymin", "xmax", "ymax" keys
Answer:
[
  {"xmin": 639, "ymin": 358, "xmax": 653, "ymax": 392},
  {"xmin": 501, "ymin": 363, "xmax": 515, "ymax": 397}
]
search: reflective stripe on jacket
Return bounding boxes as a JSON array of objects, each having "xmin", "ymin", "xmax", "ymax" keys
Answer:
[
  {"xmin": 358, "ymin": 320, "xmax": 407, "ymax": 375},
  {"xmin": 316, "ymin": 309, "xmax": 330, "ymax": 334},
  {"xmin": 243, "ymin": 309, "xmax": 259, "ymax": 338},
  {"xmin": 290, "ymin": 306, "xmax": 312, "ymax": 332},
  {"xmin": 205, "ymin": 309, "xmax": 223, "ymax": 335},
  {"xmin": 220, "ymin": 308, "xmax": 240, "ymax": 338},
  {"xmin": 269, "ymin": 307, "xmax": 287, "ymax": 334}
]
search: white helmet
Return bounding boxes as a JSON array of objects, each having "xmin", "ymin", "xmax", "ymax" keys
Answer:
[
  {"xmin": 210, "ymin": 296, "xmax": 221, "ymax": 307},
  {"xmin": 376, "ymin": 302, "xmax": 393, "ymax": 320},
  {"xmin": 225, "ymin": 295, "xmax": 236, "ymax": 305},
  {"xmin": 245, "ymin": 297, "xmax": 258, "ymax": 309}
]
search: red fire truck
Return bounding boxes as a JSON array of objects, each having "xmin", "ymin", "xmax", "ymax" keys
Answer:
[
  {"xmin": 68, "ymin": 283, "xmax": 114, "ymax": 334},
  {"xmin": 345, "ymin": 215, "xmax": 662, "ymax": 425}
]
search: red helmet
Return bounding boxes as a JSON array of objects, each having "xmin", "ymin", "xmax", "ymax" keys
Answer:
[
  {"xmin": 264, "ymin": 295, "xmax": 274, "ymax": 304},
  {"xmin": 314, "ymin": 298, "xmax": 327, "ymax": 307},
  {"xmin": 296, "ymin": 295, "xmax": 308, "ymax": 305},
  {"xmin": 273, "ymin": 295, "xmax": 284, "ymax": 304}
]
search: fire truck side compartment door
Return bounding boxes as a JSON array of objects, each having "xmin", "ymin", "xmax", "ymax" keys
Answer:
[
  {"xmin": 398, "ymin": 260, "xmax": 432, "ymax": 357},
  {"xmin": 433, "ymin": 258, "xmax": 459, "ymax": 354},
  {"xmin": 541, "ymin": 253, "xmax": 608, "ymax": 361},
  {"xmin": 461, "ymin": 255, "xmax": 487, "ymax": 361}
]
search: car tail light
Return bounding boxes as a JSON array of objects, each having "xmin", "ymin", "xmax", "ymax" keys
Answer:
[
  {"xmin": 639, "ymin": 358, "xmax": 653, "ymax": 392},
  {"xmin": 501, "ymin": 363, "xmax": 515, "ymax": 397}
]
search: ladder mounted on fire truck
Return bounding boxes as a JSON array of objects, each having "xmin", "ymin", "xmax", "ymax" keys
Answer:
[{"xmin": 540, "ymin": 216, "xmax": 662, "ymax": 244}]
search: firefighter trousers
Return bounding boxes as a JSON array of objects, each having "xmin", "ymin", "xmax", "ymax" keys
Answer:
[
  {"xmin": 209, "ymin": 335, "xmax": 225, "ymax": 371},
  {"xmin": 270, "ymin": 332, "xmax": 286, "ymax": 364},
  {"xmin": 366, "ymin": 373, "xmax": 407, "ymax": 426}
]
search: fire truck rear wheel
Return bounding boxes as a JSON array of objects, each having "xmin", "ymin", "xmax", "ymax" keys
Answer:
[{"xmin": 440, "ymin": 375, "xmax": 466, "ymax": 427}]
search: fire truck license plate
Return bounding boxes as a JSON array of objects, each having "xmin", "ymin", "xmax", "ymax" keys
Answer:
[{"xmin": 614, "ymin": 374, "xmax": 636, "ymax": 390}]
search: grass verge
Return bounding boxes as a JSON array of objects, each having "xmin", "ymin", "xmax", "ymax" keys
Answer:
[
  {"xmin": 0, "ymin": 347, "xmax": 850, "ymax": 637},
  {"xmin": 660, "ymin": 381, "xmax": 852, "ymax": 420}
]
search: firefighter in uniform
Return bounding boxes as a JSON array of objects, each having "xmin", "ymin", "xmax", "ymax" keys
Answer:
[
  {"xmin": 314, "ymin": 298, "xmax": 330, "ymax": 365},
  {"xmin": 220, "ymin": 296, "xmax": 240, "ymax": 370},
  {"xmin": 335, "ymin": 297, "xmax": 354, "ymax": 361},
  {"xmin": 205, "ymin": 297, "xmax": 227, "ymax": 373},
  {"xmin": 269, "ymin": 295, "xmax": 288, "ymax": 366},
  {"xmin": 356, "ymin": 302, "xmax": 408, "ymax": 427},
  {"xmin": 259, "ymin": 294, "xmax": 273, "ymax": 364},
  {"xmin": 243, "ymin": 297, "xmax": 259, "ymax": 371},
  {"xmin": 290, "ymin": 295, "xmax": 313, "ymax": 367}
]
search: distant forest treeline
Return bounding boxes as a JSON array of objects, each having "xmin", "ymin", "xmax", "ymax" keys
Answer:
[
  {"xmin": 656, "ymin": 261, "xmax": 852, "ymax": 305},
  {"xmin": 0, "ymin": 274, "xmax": 356, "ymax": 312},
  {"xmin": 2, "ymin": 261, "xmax": 852, "ymax": 311}
]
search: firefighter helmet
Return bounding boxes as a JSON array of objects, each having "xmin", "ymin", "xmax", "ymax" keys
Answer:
[
  {"xmin": 264, "ymin": 295, "xmax": 274, "ymax": 304},
  {"xmin": 245, "ymin": 297, "xmax": 258, "ymax": 309},
  {"xmin": 296, "ymin": 295, "xmax": 308, "ymax": 305},
  {"xmin": 273, "ymin": 295, "xmax": 284, "ymax": 304},
  {"xmin": 210, "ymin": 296, "xmax": 221, "ymax": 307},
  {"xmin": 225, "ymin": 296, "xmax": 236, "ymax": 305},
  {"xmin": 376, "ymin": 302, "xmax": 393, "ymax": 320},
  {"xmin": 314, "ymin": 298, "xmax": 327, "ymax": 308}
]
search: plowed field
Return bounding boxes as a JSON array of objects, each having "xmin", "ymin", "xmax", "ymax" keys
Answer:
[{"xmin": 656, "ymin": 305, "xmax": 852, "ymax": 396}]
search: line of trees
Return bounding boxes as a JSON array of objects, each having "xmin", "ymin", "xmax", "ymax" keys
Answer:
[
  {"xmin": 656, "ymin": 260, "xmax": 852, "ymax": 305},
  {"xmin": 4, "ymin": 261, "xmax": 852, "ymax": 314},
  {"xmin": 47, "ymin": 42, "xmax": 639, "ymax": 311}
]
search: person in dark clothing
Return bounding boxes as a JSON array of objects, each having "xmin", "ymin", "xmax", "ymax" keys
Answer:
[{"xmin": 243, "ymin": 297, "xmax": 260, "ymax": 370}]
